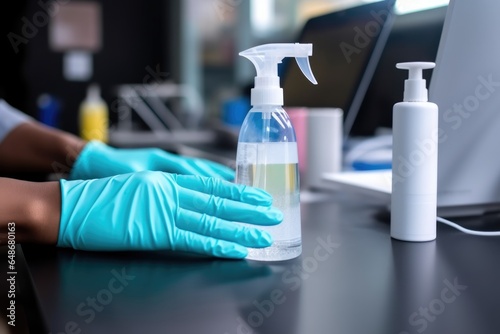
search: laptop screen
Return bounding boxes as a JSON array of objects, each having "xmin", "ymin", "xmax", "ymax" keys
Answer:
[{"xmin": 282, "ymin": 0, "xmax": 396, "ymax": 135}]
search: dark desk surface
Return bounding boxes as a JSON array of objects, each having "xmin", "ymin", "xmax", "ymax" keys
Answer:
[{"xmin": 22, "ymin": 192, "xmax": 500, "ymax": 334}]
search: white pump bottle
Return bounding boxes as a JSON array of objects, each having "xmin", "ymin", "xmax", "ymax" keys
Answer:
[
  {"xmin": 391, "ymin": 62, "xmax": 438, "ymax": 242},
  {"xmin": 236, "ymin": 43, "xmax": 317, "ymax": 261}
]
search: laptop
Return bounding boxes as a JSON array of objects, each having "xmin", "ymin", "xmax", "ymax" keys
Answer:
[
  {"xmin": 325, "ymin": 0, "xmax": 500, "ymax": 217},
  {"xmin": 281, "ymin": 0, "xmax": 397, "ymax": 137}
]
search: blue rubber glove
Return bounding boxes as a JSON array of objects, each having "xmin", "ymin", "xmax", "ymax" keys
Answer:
[
  {"xmin": 58, "ymin": 171, "xmax": 283, "ymax": 259},
  {"xmin": 69, "ymin": 140, "xmax": 235, "ymax": 181}
]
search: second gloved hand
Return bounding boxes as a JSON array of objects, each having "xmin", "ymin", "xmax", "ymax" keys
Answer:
[
  {"xmin": 69, "ymin": 140, "xmax": 235, "ymax": 180},
  {"xmin": 58, "ymin": 171, "xmax": 283, "ymax": 258}
]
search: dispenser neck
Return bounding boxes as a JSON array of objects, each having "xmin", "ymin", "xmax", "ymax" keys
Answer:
[
  {"xmin": 251, "ymin": 76, "xmax": 283, "ymax": 106},
  {"xmin": 403, "ymin": 79, "xmax": 428, "ymax": 102}
]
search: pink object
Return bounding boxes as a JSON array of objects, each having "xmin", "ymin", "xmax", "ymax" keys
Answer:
[{"xmin": 286, "ymin": 107, "xmax": 308, "ymax": 174}]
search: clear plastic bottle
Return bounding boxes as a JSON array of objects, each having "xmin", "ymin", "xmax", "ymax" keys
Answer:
[
  {"xmin": 236, "ymin": 43, "xmax": 317, "ymax": 261},
  {"xmin": 236, "ymin": 106, "xmax": 301, "ymax": 260}
]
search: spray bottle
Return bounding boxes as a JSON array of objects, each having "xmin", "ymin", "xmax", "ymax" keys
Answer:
[
  {"xmin": 237, "ymin": 43, "xmax": 317, "ymax": 261},
  {"xmin": 391, "ymin": 62, "xmax": 438, "ymax": 242},
  {"xmin": 79, "ymin": 84, "xmax": 109, "ymax": 142}
]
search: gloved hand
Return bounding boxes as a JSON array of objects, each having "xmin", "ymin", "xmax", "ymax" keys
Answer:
[
  {"xmin": 69, "ymin": 140, "xmax": 235, "ymax": 181},
  {"xmin": 58, "ymin": 171, "xmax": 282, "ymax": 258}
]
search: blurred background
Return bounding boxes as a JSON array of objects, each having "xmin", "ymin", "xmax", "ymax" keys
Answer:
[{"xmin": 0, "ymin": 0, "xmax": 448, "ymax": 144}]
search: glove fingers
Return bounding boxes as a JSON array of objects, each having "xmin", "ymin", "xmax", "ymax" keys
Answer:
[
  {"xmin": 167, "ymin": 160, "xmax": 206, "ymax": 176},
  {"xmin": 159, "ymin": 152, "xmax": 235, "ymax": 180},
  {"xmin": 172, "ymin": 230, "xmax": 248, "ymax": 259},
  {"xmin": 178, "ymin": 158, "xmax": 235, "ymax": 180},
  {"xmin": 176, "ymin": 174, "xmax": 273, "ymax": 206},
  {"xmin": 203, "ymin": 161, "xmax": 235, "ymax": 180},
  {"xmin": 176, "ymin": 208, "xmax": 273, "ymax": 248},
  {"xmin": 178, "ymin": 187, "xmax": 283, "ymax": 226}
]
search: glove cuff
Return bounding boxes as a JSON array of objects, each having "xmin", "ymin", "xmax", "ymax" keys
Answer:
[
  {"xmin": 57, "ymin": 178, "xmax": 85, "ymax": 248},
  {"xmin": 69, "ymin": 140, "xmax": 120, "ymax": 180}
]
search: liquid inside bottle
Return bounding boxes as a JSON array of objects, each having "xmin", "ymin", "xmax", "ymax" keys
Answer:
[{"xmin": 236, "ymin": 108, "xmax": 301, "ymax": 261}]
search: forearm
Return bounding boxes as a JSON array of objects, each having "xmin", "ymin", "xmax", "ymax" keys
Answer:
[
  {"xmin": 0, "ymin": 178, "xmax": 61, "ymax": 245},
  {"xmin": 0, "ymin": 122, "xmax": 85, "ymax": 174}
]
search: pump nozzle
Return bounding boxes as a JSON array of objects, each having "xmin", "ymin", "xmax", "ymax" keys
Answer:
[
  {"xmin": 295, "ymin": 56, "xmax": 317, "ymax": 85},
  {"xmin": 396, "ymin": 62, "xmax": 435, "ymax": 102},
  {"xmin": 240, "ymin": 43, "xmax": 317, "ymax": 106}
]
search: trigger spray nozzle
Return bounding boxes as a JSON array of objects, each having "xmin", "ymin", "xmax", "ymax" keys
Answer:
[
  {"xmin": 396, "ymin": 62, "xmax": 435, "ymax": 102},
  {"xmin": 239, "ymin": 43, "xmax": 317, "ymax": 106}
]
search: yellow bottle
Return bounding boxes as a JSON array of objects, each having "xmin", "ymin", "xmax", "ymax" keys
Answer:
[{"xmin": 79, "ymin": 84, "xmax": 109, "ymax": 142}]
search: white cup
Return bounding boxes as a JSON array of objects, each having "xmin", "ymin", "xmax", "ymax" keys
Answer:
[{"xmin": 306, "ymin": 108, "xmax": 343, "ymax": 190}]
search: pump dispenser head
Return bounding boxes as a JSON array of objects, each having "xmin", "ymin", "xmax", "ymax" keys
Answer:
[
  {"xmin": 396, "ymin": 62, "xmax": 435, "ymax": 102},
  {"xmin": 240, "ymin": 43, "xmax": 317, "ymax": 106}
]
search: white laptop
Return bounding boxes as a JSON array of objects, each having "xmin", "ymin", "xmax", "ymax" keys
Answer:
[{"xmin": 324, "ymin": 0, "xmax": 500, "ymax": 217}]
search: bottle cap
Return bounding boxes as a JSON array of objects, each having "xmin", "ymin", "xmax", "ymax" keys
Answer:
[{"xmin": 86, "ymin": 84, "xmax": 102, "ymax": 102}]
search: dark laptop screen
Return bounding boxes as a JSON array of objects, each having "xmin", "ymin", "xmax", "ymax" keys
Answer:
[{"xmin": 282, "ymin": 0, "xmax": 396, "ymax": 126}]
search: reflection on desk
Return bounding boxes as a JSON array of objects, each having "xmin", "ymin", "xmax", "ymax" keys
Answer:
[{"xmin": 22, "ymin": 193, "xmax": 500, "ymax": 334}]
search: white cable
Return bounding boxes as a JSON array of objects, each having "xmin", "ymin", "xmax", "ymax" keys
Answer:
[{"xmin": 437, "ymin": 216, "xmax": 500, "ymax": 236}]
